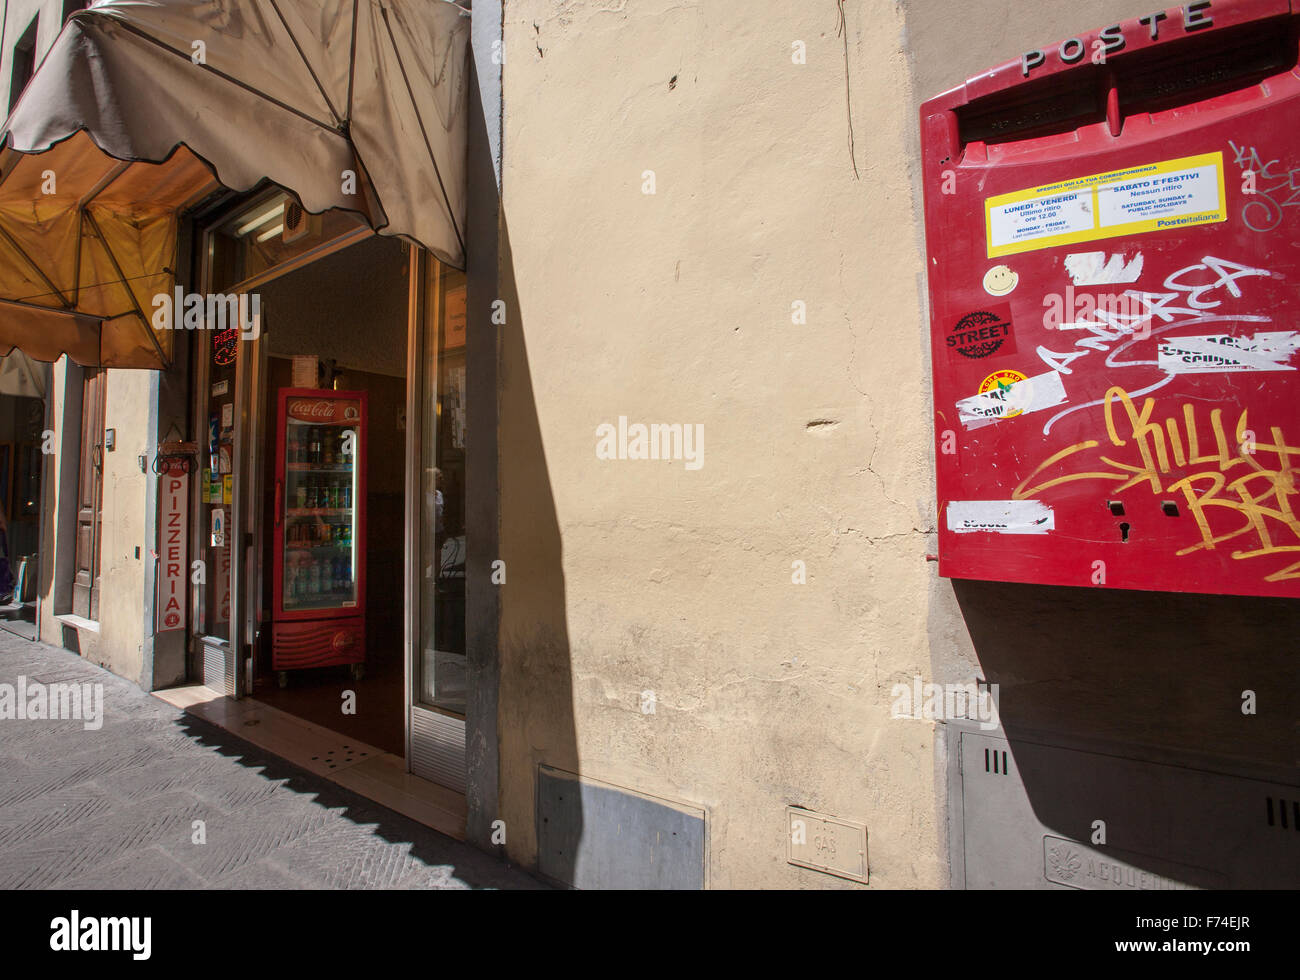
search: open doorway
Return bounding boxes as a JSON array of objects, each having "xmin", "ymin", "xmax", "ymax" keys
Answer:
[
  {"xmin": 0, "ymin": 353, "xmax": 47, "ymax": 639},
  {"xmin": 244, "ymin": 233, "xmax": 410, "ymax": 756},
  {"xmin": 188, "ymin": 188, "xmax": 468, "ymax": 796}
]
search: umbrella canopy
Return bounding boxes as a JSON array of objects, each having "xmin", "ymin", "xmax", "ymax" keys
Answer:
[{"xmin": 0, "ymin": 0, "xmax": 470, "ymax": 369}]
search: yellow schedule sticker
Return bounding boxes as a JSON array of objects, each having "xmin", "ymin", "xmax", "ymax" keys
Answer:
[{"xmin": 985, "ymin": 152, "xmax": 1226, "ymax": 258}]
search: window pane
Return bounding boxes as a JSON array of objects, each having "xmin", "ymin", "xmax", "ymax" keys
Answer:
[
  {"xmin": 201, "ymin": 330, "xmax": 236, "ymax": 641},
  {"xmin": 419, "ymin": 260, "xmax": 466, "ymax": 714}
]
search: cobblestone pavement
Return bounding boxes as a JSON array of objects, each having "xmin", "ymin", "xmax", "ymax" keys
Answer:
[{"xmin": 0, "ymin": 632, "xmax": 545, "ymax": 890}]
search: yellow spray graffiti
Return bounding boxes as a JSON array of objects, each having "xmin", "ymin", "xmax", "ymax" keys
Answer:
[{"xmin": 1014, "ymin": 387, "xmax": 1300, "ymax": 581}]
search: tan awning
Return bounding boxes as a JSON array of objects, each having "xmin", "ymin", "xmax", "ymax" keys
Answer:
[{"xmin": 0, "ymin": 0, "xmax": 470, "ymax": 369}]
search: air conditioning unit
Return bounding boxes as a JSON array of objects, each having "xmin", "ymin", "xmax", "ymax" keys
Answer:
[{"xmin": 282, "ymin": 201, "xmax": 318, "ymax": 244}]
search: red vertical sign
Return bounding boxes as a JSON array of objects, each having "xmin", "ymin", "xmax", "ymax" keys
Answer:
[{"xmin": 157, "ymin": 472, "xmax": 188, "ymax": 632}]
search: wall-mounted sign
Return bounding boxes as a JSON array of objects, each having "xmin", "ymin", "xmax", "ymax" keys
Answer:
[
  {"xmin": 292, "ymin": 356, "xmax": 319, "ymax": 388},
  {"xmin": 156, "ymin": 473, "xmax": 188, "ymax": 633},
  {"xmin": 212, "ymin": 328, "xmax": 239, "ymax": 366},
  {"xmin": 210, "ymin": 507, "xmax": 225, "ymax": 548}
]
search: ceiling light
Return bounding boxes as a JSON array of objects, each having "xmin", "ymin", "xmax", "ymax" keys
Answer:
[{"xmin": 234, "ymin": 201, "xmax": 285, "ymax": 237}]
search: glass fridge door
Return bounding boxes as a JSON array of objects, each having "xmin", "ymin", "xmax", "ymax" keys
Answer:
[{"xmin": 282, "ymin": 412, "xmax": 360, "ymax": 613}]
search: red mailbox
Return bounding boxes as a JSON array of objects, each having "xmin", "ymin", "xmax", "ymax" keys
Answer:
[{"xmin": 921, "ymin": 0, "xmax": 1300, "ymax": 598}]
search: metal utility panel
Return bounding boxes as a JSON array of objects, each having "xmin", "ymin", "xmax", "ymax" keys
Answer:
[
  {"xmin": 950, "ymin": 724, "xmax": 1300, "ymax": 889},
  {"xmin": 920, "ymin": 0, "xmax": 1300, "ymax": 597},
  {"xmin": 787, "ymin": 806, "xmax": 869, "ymax": 884},
  {"xmin": 537, "ymin": 766, "xmax": 706, "ymax": 890}
]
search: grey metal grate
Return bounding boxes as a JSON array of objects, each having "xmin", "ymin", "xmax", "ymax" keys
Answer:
[
  {"xmin": 410, "ymin": 705, "xmax": 465, "ymax": 793},
  {"xmin": 1265, "ymin": 796, "xmax": 1300, "ymax": 831}
]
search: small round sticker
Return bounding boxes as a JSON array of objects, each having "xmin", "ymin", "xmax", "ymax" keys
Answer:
[{"xmin": 982, "ymin": 265, "xmax": 1019, "ymax": 296}]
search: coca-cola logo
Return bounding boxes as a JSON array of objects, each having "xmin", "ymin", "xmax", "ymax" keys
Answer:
[
  {"xmin": 289, "ymin": 400, "xmax": 335, "ymax": 419},
  {"xmin": 332, "ymin": 631, "xmax": 355, "ymax": 650}
]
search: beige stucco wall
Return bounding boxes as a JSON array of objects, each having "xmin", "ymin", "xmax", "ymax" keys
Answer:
[
  {"xmin": 498, "ymin": 0, "xmax": 939, "ymax": 888},
  {"xmin": 494, "ymin": 0, "xmax": 1296, "ymax": 888}
]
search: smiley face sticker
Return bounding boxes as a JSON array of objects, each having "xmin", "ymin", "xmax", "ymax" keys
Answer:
[{"xmin": 982, "ymin": 265, "xmax": 1019, "ymax": 296}]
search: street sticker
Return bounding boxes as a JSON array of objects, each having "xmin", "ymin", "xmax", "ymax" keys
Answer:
[
  {"xmin": 986, "ymin": 152, "xmax": 1226, "ymax": 257},
  {"xmin": 947, "ymin": 305, "xmax": 1018, "ymax": 361}
]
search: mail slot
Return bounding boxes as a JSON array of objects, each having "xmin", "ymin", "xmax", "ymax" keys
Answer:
[{"xmin": 920, "ymin": 0, "xmax": 1300, "ymax": 598}]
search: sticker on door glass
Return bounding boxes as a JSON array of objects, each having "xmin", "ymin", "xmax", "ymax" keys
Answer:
[{"xmin": 985, "ymin": 152, "xmax": 1226, "ymax": 258}]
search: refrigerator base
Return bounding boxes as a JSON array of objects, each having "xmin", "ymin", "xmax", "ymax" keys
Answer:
[{"xmin": 271, "ymin": 617, "xmax": 365, "ymax": 672}]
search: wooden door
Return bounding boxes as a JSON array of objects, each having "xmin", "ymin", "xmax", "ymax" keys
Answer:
[{"xmin": 72, "ymin": 368, "xmax": 105, "ymax": 620}]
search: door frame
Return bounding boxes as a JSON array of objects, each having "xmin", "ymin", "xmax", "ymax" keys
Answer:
[
  {"xmin": 189, "ymin": 191, "xmax": 373, "ymax": 698},
  {"xmin": 405, "ymin": 247, "xmax": 467, "ymax": 791}
]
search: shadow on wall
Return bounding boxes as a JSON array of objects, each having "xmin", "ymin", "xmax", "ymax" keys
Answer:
[
  {"xmin": 952, "ymin": 578, "xmax": 1300, "ymax": 887},
  {"xmin": 493, "ymin": 213, "xmax": 581, "ymax": 886}
]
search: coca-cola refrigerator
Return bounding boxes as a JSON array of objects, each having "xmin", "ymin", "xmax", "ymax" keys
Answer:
[{"xmin": 271, "ymin": 388, "xmax": 367, "ymax": 686}]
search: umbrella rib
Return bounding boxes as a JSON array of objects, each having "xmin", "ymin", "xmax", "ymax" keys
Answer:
[
  {"xmin": 268, "ymin": 0, "xmax": 343, "ymax": 127},
  {"xmin": 377, "ymin": 4, "xmax": 464, "ymax": 256},
  {"xmin": 73, "ymin": 210, "xmax": 83, "ymax": 309},
  {"xmin": 0, "ymin": 296, "xmax": 97, "ymax": 320},
  {"xmin": 346, "ymin": 0, "xmax": 360, "ymax": 125},
  {"xmin": 74, "ymin": 160, "xmax": 131, "ymax": 308},
  {"xmin": 78, "ymin": 160, "xmax": 131, "ymax": 211},
  {"xmin": 81, "ymin": 209, "xmax": 170, "ymax": 369},
  {"xmin": 109, "ymin": 20, "xmax": 340, "ymax": 133},
  {"xmin": 0, "ymin": 218, "xmax": 72, "ymax": 309}
]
